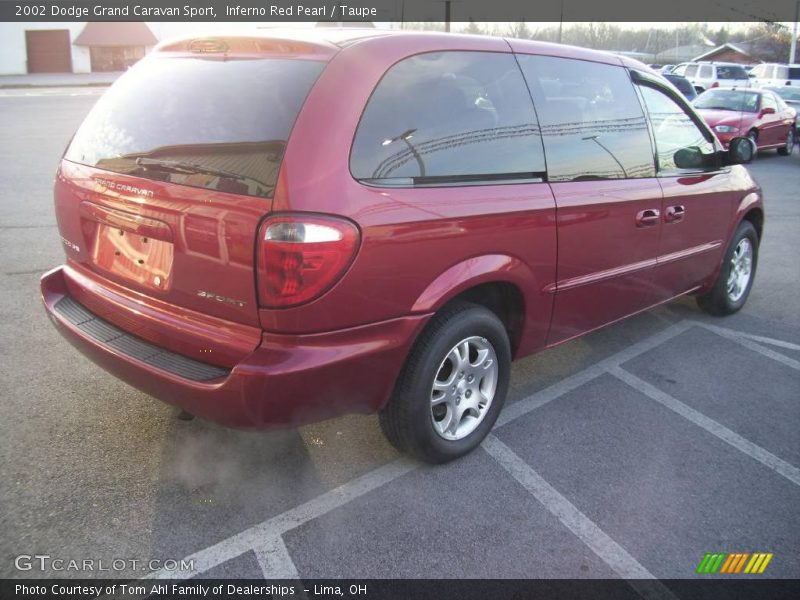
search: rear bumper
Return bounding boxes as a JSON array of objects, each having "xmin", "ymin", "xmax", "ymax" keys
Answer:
[{"xmin": 41, "ymin": 266, "xmax": 429, "ymax": 428}]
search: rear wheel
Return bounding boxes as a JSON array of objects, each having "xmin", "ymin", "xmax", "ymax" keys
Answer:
[
  {"xmin": 778, "ymin": 128, "xmax": 794, "ymax": 155},
  {"xmin": 379, "ymin": 302, "xmax": 510, "ymax": 463},
  {"xmin": 696, "ymin": 220, "xmax": 759, "ymax": 316}
]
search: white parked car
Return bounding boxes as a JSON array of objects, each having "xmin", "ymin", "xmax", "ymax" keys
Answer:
[
  {"xmin": 749, "ymin": 63, "xmax": 800, "ymax": 88},
  {"xmin": 671, "ymin": 62, "xmax": 751, "ymax": 93}
]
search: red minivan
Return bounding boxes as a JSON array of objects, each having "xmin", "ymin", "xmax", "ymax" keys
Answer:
[{"xmin": 41, "ymin": 30, "xmax": 763, "ymax": 462}]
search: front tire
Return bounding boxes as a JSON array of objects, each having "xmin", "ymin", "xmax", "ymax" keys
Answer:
[
  {"xmin": 696, "ymin": 220, "xmax": 759, "ymax": 316},
  {"xmin": 748, "ymin": 130, "xmax": 759, "ymax": 154},
  {"xmin": 379, "ymin": 302, "xmax": 511, "ymax": 463}
]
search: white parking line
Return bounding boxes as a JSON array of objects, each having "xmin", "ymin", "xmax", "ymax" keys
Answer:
[
  {"xmin": 253, "ymin": 537, "xmax": 302, "ymax": 580},
  {"xmin": 140, "ymin": 317, "xmax": 797, "ymax": 582},
  {"xmin": 694, "ymin": 321, "xmax": 800, "ymax": 351},
  {"xmin": 496, "ymin": 320, "xmax": 694, "ymax": 427},
  {"xmin": 142, "ymin": 321, "xmax": 692, "ymax": 581},
  {"xmin": 144, "ymin": 458, "xmax": 417, "ymax": 579},
  {"xmin": 609, "ymin": 366, "xmax": 800, "ymax": 487},
  {"xmin": 695, "ymin": 322, "xmax": 800, "ymax": 372},
  {"xmin": 735, "ymin": 332, "xmax": 800, "ymax": 352},
  {"xmin": 482, "ymin": 435, "xmax": 679, "ymax": 599}
]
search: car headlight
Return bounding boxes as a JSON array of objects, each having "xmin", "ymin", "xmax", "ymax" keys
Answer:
[{"xmin": 714, "ymin": 125, "xmax": 739, "ymax": 133}]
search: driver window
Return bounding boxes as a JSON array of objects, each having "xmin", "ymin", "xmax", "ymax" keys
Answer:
[{"xmin": 639, "ymin": 85, "xmax": 716, "ymax": 173}]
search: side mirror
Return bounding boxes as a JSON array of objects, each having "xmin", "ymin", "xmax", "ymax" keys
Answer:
[
  {"xmin": 727, "ymin": 136, "xmax": 756, "ymax": 164},
  {"xmin": 674, "ymin": 146, "xmax": 705, "ymax": 169},
  {"xmin": 761, "ymin": 106, "xmax": 776, "ymax": 116}
]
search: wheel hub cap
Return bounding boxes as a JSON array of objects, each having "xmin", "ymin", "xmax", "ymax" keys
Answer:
[
  {"xmin": 430, "ymin": 336, "xmax": 498, "ymax": 441},
  {"xmin": 726, "ymin": 238, "xmax": 753, "ymax": 303}
]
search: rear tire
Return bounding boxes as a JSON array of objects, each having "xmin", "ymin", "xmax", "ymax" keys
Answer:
[
  {"xmin": 778, "ymin": 128, "xmax": 794, "ymax": 155},
  {"xmin": 379, "ymin": 302, "xmax": 511, "ymax": 463},
  {"xmin": 696, "ymin": 220, "xmax": 759, "ymax": 316}
]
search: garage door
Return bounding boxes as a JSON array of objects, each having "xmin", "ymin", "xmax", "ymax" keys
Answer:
[{"xmin": 25, "ymin": 30, "xmax": 72, "ymax": 73}]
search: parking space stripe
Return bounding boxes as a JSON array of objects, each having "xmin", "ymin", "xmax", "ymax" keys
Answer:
[
  {"xmin": 253, "ymin": 537, "xmax": 302, "ymax": 580},
  {"xmin": 695, "ymin": 322, "xmax": 800, "ymax": 372},
  {"xmin": 140, "ymin": 317, "xmax": 795, "ymax": 583},
  {"xmin": 142, "ymin": 321, "xmax": 695, "ymax": 581},
  {"xmin": 609, "ymin": 366, "xmax": 800, "ymax": 487},
  {"xmin": 144, "ymin": 458, "xmax": 417, "ymax": 579},
  {"xmin": 696, "ymin": 322, "xmax": 800, "ymax": 352},
  {"xmin": 495, "ymin": 321, "xmax": 694, "ymax": 428},
  {"xmin": 482, "ymin": 435, "xmax": 679, "ymax": 599}
]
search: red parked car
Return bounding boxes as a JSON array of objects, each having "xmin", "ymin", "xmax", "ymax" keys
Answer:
[
  {"xmin": 42, "ymin": 31, "xmax": 763, "ymax": 462},
  {"xmin": 693, "ymin": 87, "xmax": 796, "ymax": 154}
]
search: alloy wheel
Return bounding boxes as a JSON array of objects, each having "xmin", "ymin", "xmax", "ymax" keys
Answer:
[
  {"xmin": 430, "ymin": 336, "xmax": 498, "ymax": 441},
  {"xmin": 726, "ymin": 238, "xmax": 753, "ymax": 303}
]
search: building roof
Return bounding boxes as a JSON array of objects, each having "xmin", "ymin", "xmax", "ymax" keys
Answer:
[
  {"xmin": 693, "ymin": 43, "xmax": 752, "ymax": 61},
  {"xmin": 74, "ymin": 22, "xmax": 158, "ymax": 47}
]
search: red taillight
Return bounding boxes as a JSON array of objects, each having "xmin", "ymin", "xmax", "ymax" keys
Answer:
[
  {"xmin": 256, "ymin": 215, "xmax": 359, "ymax": 308},
  {"xmin": 711, "ymin": 81, "xmax": 719, "ymax": 88}
]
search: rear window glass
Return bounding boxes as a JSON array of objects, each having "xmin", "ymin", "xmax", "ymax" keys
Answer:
[
  {"xmin": 65, "ymin": 56, "xmax": 325, "ymax": 199},
  {"xmin": 350, "ymin": 51, "xmax": 546, "ymax": 184},
  {"xmin": 716, "ymin": 65, "xmax": 748, "ymax": 80}
]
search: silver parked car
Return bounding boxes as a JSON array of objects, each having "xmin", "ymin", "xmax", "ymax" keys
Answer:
[
  {"xmin": 672, "ymin": 61, "xmax": 751, "ymax": 94},
  {"xmin": 750, "ymin": 63, "xmax": 800, "ymax": 88}
]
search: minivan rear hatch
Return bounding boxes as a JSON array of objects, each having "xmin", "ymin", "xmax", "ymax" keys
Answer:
[{"xmin": 56, "ymin": 39, "xmax": 329, "ymax": 329}]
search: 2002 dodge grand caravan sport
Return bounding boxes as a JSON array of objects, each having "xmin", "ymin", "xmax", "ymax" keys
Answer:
[{"xmin": 42, "ymin": 30, "xmax": 763, "ymax": 463}]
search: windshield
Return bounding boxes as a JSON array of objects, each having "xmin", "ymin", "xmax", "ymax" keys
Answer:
[
  {"xmin": 65, "ymin": 56, "xmax": 325, "ymax": 199},
  {"xmin": 771, "ymin": 86, "xmax": 800, "ymax": 102},
  {"xmin": 716, "ymin": 65, "xmax": 748, "ymax": 80},
  {"xmin": 693, "ymin": 89, "xmax": 760, "ymax": 112}
]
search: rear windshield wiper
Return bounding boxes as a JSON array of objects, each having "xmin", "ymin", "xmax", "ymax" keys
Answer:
[{"xmin": 135, "ymin": 157, "xmax": 246, "ymax": 181}]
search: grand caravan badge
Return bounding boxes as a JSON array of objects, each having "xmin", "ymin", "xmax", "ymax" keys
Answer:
[{"xmin": 94, "ymin": 177, "xmax": 155, "ymax": 199}]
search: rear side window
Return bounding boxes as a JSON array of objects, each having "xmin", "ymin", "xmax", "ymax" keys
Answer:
[
  {"xmin": 698, "ymin": 65, "xmax": 713, "ymax": 78},
  {"xmin": 716, "ymin": 65, "xmax": 748, "ymax": 80},
  {"xmin": 685, "ymin": 65, "xmax": 699, "ymax": 77},
  {"xmin": 517, "ymin": 55, "xmax": 655, "ymax": 181},
  {"xmin": 350, "ymin": 51, "xmax": 545, "ymax": 184},
  {"xmin": 65, "ymin": 56, "xmax": 325, "ymax": 199}
]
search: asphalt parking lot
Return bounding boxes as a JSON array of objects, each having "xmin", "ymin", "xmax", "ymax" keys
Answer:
[{"xmin": 1, "ymin": 88, "xmax": 798, "ymax": 585}]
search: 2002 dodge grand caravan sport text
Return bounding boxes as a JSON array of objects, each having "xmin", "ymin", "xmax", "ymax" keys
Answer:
[{"xmin": 41, "ymin": 30, "xmax": 763, "ymax": 463}]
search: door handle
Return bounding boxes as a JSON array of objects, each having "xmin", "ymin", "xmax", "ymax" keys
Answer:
[
  {"xmin": 665, "ymin": 205, "xmax": 686, "ymax": 223},
  {"xmin": 636, "ymin": 208, "xmax": 660, "ymax": 227}
]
